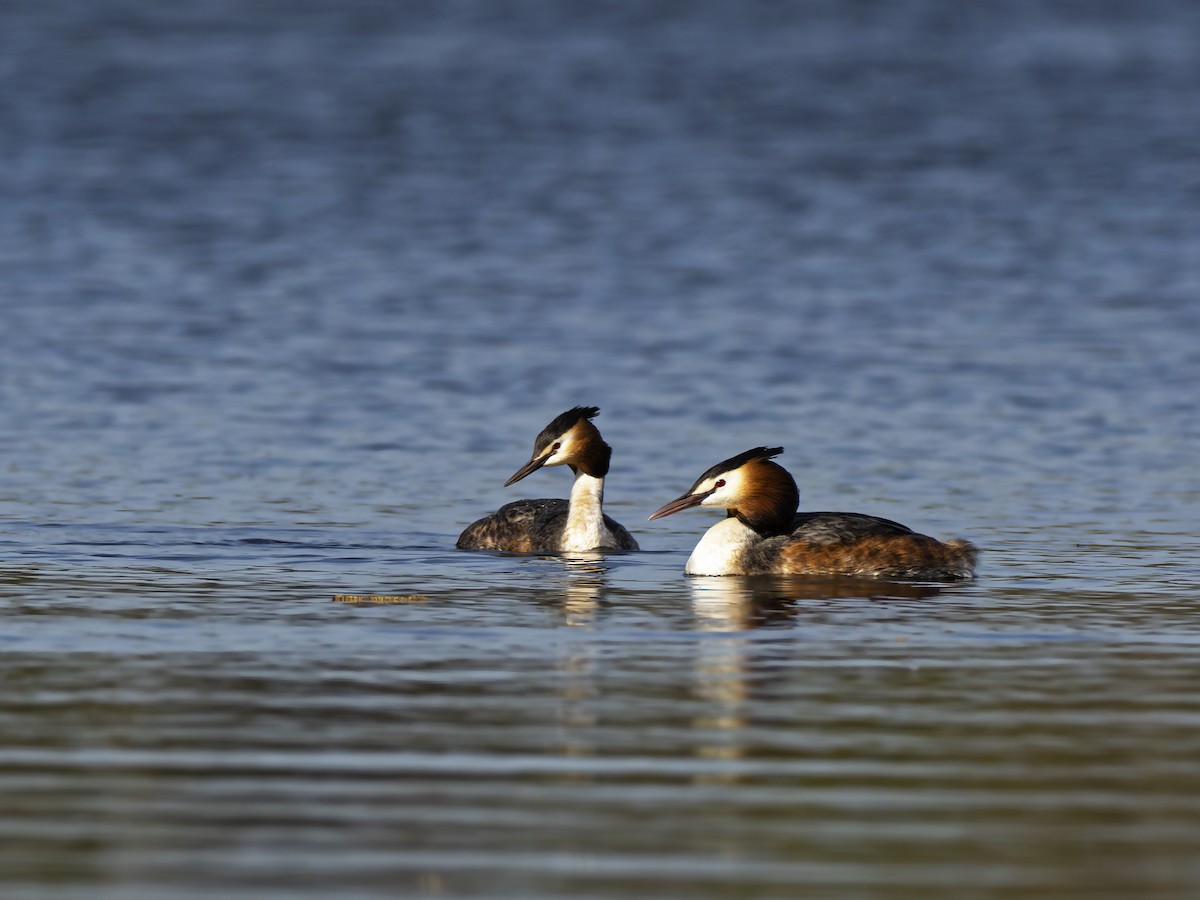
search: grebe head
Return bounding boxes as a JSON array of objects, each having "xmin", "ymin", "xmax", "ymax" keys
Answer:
[
  {"xmin": 648, "ymin": 446, "xmax": 799, "ymax": 535},
  {"xmin": 505, "ymin": 406, "xmax": 612, "ymax": 486}
]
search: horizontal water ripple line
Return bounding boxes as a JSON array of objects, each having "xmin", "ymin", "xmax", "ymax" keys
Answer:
[
  {"xmin": 0, "ymin": 845, "xmax": 1187, "ymax": 896},
  {"xmin": 3, "ymin": 748, "xmax": 1200, "ymax": 789}
]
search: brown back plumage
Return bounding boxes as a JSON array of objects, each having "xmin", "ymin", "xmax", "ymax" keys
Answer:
[{"xmin": 780, "ymin": 534, "xmax": 978, "ymax": 580}]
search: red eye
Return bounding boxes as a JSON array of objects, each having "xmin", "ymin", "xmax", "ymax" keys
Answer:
[{"xmin": 714, "ymin": 479, "xmax": 726, "ymax": 488}]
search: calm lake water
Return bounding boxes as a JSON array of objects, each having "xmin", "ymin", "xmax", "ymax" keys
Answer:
[{"xmin": 2, "ymin": 0, "xmax": 1199, "ymax": 897}]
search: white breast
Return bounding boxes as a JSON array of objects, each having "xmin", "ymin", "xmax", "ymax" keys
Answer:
[{"xmin": 684, "ymin": 517, "xmax": 758, "ymax": 575}]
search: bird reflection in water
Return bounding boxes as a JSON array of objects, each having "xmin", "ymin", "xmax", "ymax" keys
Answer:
[
  {"xmin": 691, "ymin": 575, "xmax": 946, "ymax": 629},
  {"xmin": 553, "ymin": 553, "xmax": 608, "ymax": 777},
  {"xmin": 558, "ymin": 552, "xmax": 607, "ymax": 627},
  {"xmin": 689, "ymin": 576, "xmax": 946, "ymax": 782},
  {"xmin": 689, "ymin": 577, "xmax": 760, "ymax": 780}
]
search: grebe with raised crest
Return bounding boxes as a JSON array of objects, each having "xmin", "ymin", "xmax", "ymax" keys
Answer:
[
  {"xmin": 457, "ymin": 406, "xmax": 638, "ymax": 553},
  {"xmin": 648, "ymin": 447, "xmax": 976, "ymax": 579}
]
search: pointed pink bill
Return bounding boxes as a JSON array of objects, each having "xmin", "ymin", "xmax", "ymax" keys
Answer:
[
  {"xmin": 504, "ymin": 454, "xmax": 549, "ymax": 487},
  {"xmin": 647, "ymin": 492, "xmax": 707, "ymax": 521}
]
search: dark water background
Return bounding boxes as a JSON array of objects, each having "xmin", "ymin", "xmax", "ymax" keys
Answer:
[{"xmin": 2, "ymin": 1, "xmax": 1199, "ymax": 897}]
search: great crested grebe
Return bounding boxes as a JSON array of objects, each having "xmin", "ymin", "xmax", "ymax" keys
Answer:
[
  {"xmin": 456, "ymin": 406, "xmax": 639, "ymax": 553},
  {"xmin": 648, "ymin": 447, "xmax": 976, "ymax": 580}
]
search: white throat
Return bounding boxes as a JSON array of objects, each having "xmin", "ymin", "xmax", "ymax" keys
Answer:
[
  {"xmin": 562, "ymin": 471, "xmax": 613, "ymax": 551},
  {"xmin": 685, "ymin": 516, "xmax": 758, "ymax": 575}
]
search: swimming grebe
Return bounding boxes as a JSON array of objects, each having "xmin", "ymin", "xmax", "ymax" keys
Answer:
[
  {"xmin": 456, "ymin": 406, "xmax": 639, "ymax": 553},
  {"xmin": 648, "ymin": 447, "xmax": 976, "ymax": 580}
]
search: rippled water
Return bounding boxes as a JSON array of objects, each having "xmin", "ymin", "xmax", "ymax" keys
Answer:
[{"xmin": 2, "ymin": 1, "xmax": 1199, "ymax": 897}]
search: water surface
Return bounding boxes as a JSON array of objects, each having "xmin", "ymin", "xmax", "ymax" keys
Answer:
[{"xmin": 2, "ymin": 1, "xmax": 1199, "ymax": 897}]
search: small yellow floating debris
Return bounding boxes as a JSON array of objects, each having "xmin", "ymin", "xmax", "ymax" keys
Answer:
[{"xmin": 332, "ymin": 594, "xmax": 429, "ymax": 604}]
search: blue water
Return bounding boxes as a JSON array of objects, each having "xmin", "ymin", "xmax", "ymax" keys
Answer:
[{"xmin": 2, "ymin": 1, "xmax": 1199, "ymax": 897}]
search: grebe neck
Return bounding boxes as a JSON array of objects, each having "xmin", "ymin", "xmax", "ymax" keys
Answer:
[{"xmin": 562, "ymin": 468, "xmax": 611, "ymax": 551}]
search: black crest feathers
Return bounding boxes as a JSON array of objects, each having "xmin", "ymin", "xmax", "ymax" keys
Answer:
[
  {"xmin": 535, "ymin": 406, "xmax": 600, "ymax": 449},
  {"xmin": 693, "ymin": 446, "xmax": 784, "ymax": 488}
]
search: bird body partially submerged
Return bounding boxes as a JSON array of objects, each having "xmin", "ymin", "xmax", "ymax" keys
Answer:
[
  {"xmin": 457, "ymin": 407, "xmax": 638, "ymax": 553},
  {"xmin": 456, "ymin": 498, "xmax": 636, "ymax": 553},
  {"xmin": 650, "ymin": 447, "xmax": 976, "ymax": 580}
]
